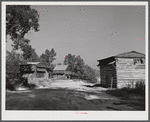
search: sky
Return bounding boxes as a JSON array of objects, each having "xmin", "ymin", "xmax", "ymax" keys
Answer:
[{"xmin": 6, "ymin": 5, "xmax": 145, "ymax": 69}]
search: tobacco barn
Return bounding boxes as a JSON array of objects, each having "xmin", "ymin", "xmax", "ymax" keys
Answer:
[
  {"xmin": 97, "ymin": 51, "xmax": 145, "ymax": 88},
  {"xmin": 53, "ymin": 65, "xmax": 76, "ymax": 79},
  {"xmin": 19, "ymin": 62, "xmax": 49, "ymax": 80}
]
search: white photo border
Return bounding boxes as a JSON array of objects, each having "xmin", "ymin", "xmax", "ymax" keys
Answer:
[{"xmin": 2, "ymin": 1, "xmax": 149, "ymax": 120}]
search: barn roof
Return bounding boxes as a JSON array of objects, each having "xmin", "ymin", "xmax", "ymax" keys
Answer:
[
  {"xmin": 53, "ymin": 65, "xmax": 68, "ymax": 71},
  {"xmin": 115, "ymin": 51, "xmax": 145, "ymax": 58},
  {"xmin": 19, "ymin": 63, "xmax": 47, "ymax": 73},
  {"xmin": 27, "ymin": 62, "xmax": 40, "ymax": 65},
  {"xmin": 97, "ymin": 51, "xmax": 145, "ymax": 66}
]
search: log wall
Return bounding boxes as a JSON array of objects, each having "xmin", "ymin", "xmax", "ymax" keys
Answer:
[
  {"xmin": 116, "ymin": 58, "xmax": 145, "ymax": 88},
  {"xmin": 100, "ymin": 62, "xmax": 117, "ymax": 88}
]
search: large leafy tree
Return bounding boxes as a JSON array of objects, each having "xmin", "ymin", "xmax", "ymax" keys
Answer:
[
  {"xmin": 63, "ymin": 54, "xmax": 85, "ymax": 78},
  {"xmin": 83, "ymin": 65, "xmax": 97, "ymax": 83},
  {"xmin": 64, "ymin": 54, "xmax": 97, "ymax": 82},
  {"xmin": 40, "ymin": 48, "xmax": 57, "ymax": 65},
  {"xmin": 6, "ymin": 50, "xmax": 24, "ymax": 73},
  {"xmin": 21, "ymin": 44, "xmax": 40, "ymax": 62},
  {"xmin": 64, "ymin": 54, "xmax": 76, "ymax": 71},
  {"xmin": 6, "ymin": 5, "xmax": 40, "ymax": 49}
]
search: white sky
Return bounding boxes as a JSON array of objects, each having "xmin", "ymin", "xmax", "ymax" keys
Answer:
[{"xmin": 7, "ymin": 5, "xmax": 145, "ymax": 69}]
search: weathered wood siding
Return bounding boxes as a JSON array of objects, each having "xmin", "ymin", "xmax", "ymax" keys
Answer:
[
  {"xmin": 100, "ymin": 63, "xmax": 117, "ymax": 88},
  {"xmin": 116, "ymin": 58, "xmax": 145, "ymax": 88}
]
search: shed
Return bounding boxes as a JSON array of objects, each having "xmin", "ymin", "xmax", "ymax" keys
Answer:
[
  {"xmin": 19, "ymin": 62, "xmax": 49, "ymax": 80},
  {"xmin": 53, "ymin": 65, "xmax": 75, "ymax": 79},
  {"xmin": 97, "ymin": 51, "xmax": 145, "ymax": 88}
]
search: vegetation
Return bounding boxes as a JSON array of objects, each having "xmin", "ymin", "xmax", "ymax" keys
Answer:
[
  {"xmin": 21, "ymin": 44, "xmax": 40, "ymax": 62},
  {"xmin": 63, "ymin": 54, "xmax": 98, "ymax": 83},
  {"xmin": 40, "ymin": 48, "xmax": 57, "ymax": 65},
  {"xmin": 106, "ymin": 80, "xmax": 145, "ymax": 110},
  {"xmin": 6, "ymin": 5, "xmax": 39, "ymax": 50},
  {"xmin": 6, "ymin": 5, "xmax": 97, "ymax": 89},
  {"xmin": 6, "ymin": 50, "xmax": 24, "ymax": 73}
]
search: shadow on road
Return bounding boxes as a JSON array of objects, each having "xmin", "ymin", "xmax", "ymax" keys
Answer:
[{"xmin": 6, "ymin": 87, "xmax": 141, "ymax": 110}]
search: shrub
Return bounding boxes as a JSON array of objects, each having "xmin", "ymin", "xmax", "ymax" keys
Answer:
[
  {"xmin": 21, "ymin": 77, "xmax": 37, "ymax": 89},
  {"xmin": 6, "ymin": 77, "xmax": 16, "ymax": 91},
  {"xmin": 120, "ymin": 80, "xmax": 145, "ymax": 96},
  {"xmin": 135, "ymin": 81, "xmax": 145, "ymax": 90},
  {"xmin": 6, "ymin": 79, "xmax": 21, "ymax": 91},
  {"xmin": 134, "ymin": 80, "xmax": 145, "ymax": 95}
]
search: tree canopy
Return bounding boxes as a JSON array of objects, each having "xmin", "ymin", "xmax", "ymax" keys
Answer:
[
  {"xmin": 6, "ymin": 50, "xmax": 24, "ymax": 73},
  {"xmin": 40, "ymin": 48, "xmax": 57, "ymax": 65},
  {"xmin": 6, "ymin": 5, "xmax": 40, "ymax": 49},
  {"xmin": 63, "ymin": 54, "xmax": 98, "ymax": 83},
  {"xmin": 21, "ymin": 44, "xmax": 40, "ymax": 62}
]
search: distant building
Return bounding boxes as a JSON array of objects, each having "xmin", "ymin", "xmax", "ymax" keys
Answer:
[
  {"xmin": 97, "ymin": 51, "xmax": 145, "ymax": 88},
  {"xmin": 53, "ymin": 65, "xmax": 76, "ymax": 79},
  {"xmin": 19, "ymin": 62, "xmax": 49, "ymax": 80}
]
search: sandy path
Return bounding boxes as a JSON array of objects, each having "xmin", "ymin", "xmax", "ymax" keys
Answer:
[{"xmin": 6, "ymin": 80, "xmax": 139, "ymax": 110}]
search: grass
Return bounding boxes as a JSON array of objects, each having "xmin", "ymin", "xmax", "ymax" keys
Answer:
[{"xmin": 105, "ymin": 88, "xmax": 145, "ymax": 110}]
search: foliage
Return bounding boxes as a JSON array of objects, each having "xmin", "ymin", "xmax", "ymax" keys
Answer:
[
  {"xmin": 6, "ymin": 5, "xmax": 40, "ymax": 50},
  {"xmin": 83, "ymin": 65, "xmax": 97, "ymax": 83},
  {"xmin": 40, "ymin": 48, "xmax": 57, "ymax": 65},
  {"xmin": 64, "ymin": 54, "xmax": 85, "ymax": 78},
  {"xmin": 63, "ymin": 54, "xmax": 97, "ymax": 82},
  {"xmin": 6, "ymin": 76, "xmax": 18, "ymax": 91},
  {"xmin": 21, "ymin": 44, "xmax": 40, "ymax": 62},
  {"xmin": 135, "ymin": 80, "xmax": 145, "ymax": 90},
  {"xmin": 105, "ymin": 80, "xmax": 145, "ymax": 110},
  {"xmin": 64, "ymin": 54, "xmax": 77, "ymax": 71},
  {"xmin": 6, "ymin": 50, "xmax": 24, "ymax": 73},
  {"xmin": 21, "ymin": 77, "xmax": 37, "ymax": 89}
]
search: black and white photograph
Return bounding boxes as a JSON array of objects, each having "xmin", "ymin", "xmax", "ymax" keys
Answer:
[{"xmin": 2, "ymin": 1, "xmax": 148, "ymax": 120}]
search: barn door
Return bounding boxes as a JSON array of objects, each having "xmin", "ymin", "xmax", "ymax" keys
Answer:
[{"xmin": 106, "ymin": 75, "xmax": 110, "ymax": 88}]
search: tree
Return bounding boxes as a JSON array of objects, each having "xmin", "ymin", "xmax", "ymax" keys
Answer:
[
  {"xmin": 28, "ymin": 51, "xmax": 40, "ymax": 62},
  {"xmin": 64, "ymin": 54, "xmax": 76, "ymax": 71},
  {"xmin": 6, "ymin": 50, "xmax": 24, "ymax": 73},
  {"xmin": 6, "ymin": 5, "xmax": 40, "ymax": 49},
  {"xmin": 40, "ymin": 48, "xmax": 57, "ymax": 65},
  {"xmin": 83, "ymin": 65, "xmax": 97, "ymax": 83},
  {"xmin": 64, "ymin": 54, "xmax": 97, "ymax": 82},
  {"xmin": 63, "ymin": 54, "xmax": 85, "ymax": 78},
  {"xmin": 21, "ymin": 44, "xmax": 40, "ymax": 62}
]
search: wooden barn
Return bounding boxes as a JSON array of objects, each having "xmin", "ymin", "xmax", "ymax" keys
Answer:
[
  {"xmin": 53, "ymin": 65, "xmax": 76, "ymax": 79},
  {"xmin": 19, "ymin": 62, "xmax": 49, "ymax": 80},
  {"xmin": 97, "ymin": 51, "xmax": 145, "ymax": 88}
]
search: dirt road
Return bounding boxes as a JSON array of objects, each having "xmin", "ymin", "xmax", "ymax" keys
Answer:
[{"xmin": 6, "ymin": 80, "xmax": 139, "ymax": 110}]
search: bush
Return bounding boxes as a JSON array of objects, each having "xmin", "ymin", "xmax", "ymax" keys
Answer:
[
  {"xmin": 134, "ymin": 81, "xmax": 145, "ymax": 95},
  {"xmin": 21, "ymin": 77, "xmax": 37, "ymax": 89},
  {"xmin": 6, "ymin": 79, "xmax": 21, "ymax": 91},
  {"xmin": 135, "ymin": 81, "xmax": 145, "ymax": 90},
  {"xmin": 120, "ymin": 80, "xmax": 145, "ymax": 96},
  {"xmin": 6, "ymin": 75, "xmax": 38, "ymax": 91},
  {"xmin": 6, "ymin": 77, "xmax": 16, "ymax": 91}
]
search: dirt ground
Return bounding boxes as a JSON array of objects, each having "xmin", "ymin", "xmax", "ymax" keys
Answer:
[{"xmin": 6, "ymin": 80, "xmax": 143, "ymax": 110}]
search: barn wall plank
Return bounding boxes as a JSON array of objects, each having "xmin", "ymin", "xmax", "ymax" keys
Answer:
[{"xmin": 116, "ymin": 58, "xmax": 145, "ymax": 88}]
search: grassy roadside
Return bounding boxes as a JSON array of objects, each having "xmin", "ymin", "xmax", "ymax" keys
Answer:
[{"xmin": 105, "ymin": 88, "xmax": 145, "ymax": 110}]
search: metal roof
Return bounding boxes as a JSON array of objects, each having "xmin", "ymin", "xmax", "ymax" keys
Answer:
[{"xmin": 53, "ymin": 65, "xmax": 68, "ymax": 71}]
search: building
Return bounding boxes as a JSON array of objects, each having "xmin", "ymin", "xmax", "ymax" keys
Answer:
[
  {"xmin": 97, "ymin": 51, "xmax": 145, "ymax": 88},
  {"xmin": 53, "ymin": 65, "xmax": 76, "ymax": 79},
  {"xmin": 19, "ymin": 62, "xmax": 49, "ymax": 80}
]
